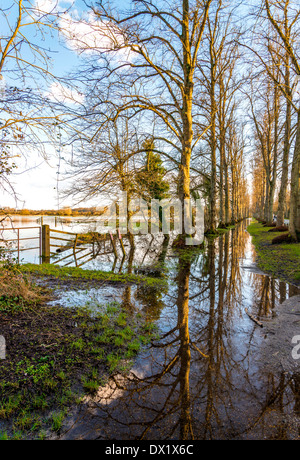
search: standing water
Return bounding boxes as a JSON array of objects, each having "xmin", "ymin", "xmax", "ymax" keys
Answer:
[{"xmin": 49, "ymin": 219, "xmax": 300, "ymax": 440}]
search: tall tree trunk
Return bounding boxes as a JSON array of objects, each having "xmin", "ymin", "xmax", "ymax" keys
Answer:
[
  {"xmin": 267, "ymin": 85, "xmax": 279, "ymax": 223},
  {"xmin": 231, "ymin": 164, "xmax": 236, "ymax": 223},
  {"xmin": 219, "ymin": 125, "xmax": 226, "ymax": 227},
  {"xmin": 209, "ymin": 40, "xmax": 217, "ymax": 233},
  {"xmin": 179, "ymin": 0, "xmax": 193, "ymax": 238},
  {"xmin": 289, "ymin": 110, "xmax": 300, "ymax": 241},
  {"xmin": 224, "ymin": 158, "xmax": 230, "ymax": 225},
  {"xmin": 264, "ymin": 177, "xmax": 270, "ymax": 222},
  {"xmin": 277, "ymin": 58, "xmax": 291, "ymax": 228}
]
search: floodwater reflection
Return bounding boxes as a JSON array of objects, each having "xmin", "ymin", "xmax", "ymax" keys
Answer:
[{"xmin": 56, "ymin": 220, "xmax": 300, "ymax": 440}]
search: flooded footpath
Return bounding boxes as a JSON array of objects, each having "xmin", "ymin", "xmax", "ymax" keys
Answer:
[{"xmin": 50, "ymin": 219, "xmax": 300, "ymax": 440}]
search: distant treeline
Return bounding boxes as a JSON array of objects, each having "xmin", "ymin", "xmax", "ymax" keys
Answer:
[{"xmin": 0, "ymin": 207, "xmax": 108, "ymax": 217}]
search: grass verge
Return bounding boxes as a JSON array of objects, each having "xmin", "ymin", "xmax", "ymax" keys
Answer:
[{"xmin": 247, "ymin": 221, "xmax": 300, "ymax": 286}]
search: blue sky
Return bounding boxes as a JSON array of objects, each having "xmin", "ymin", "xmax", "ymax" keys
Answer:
[
  {"xmin": 1, "ymin": 0, "xmax": 251, "ymax": 210},
  {"xmin": 1, "ymin": 0, "xmax": 98, "ymax": 209},
  {"xmin": 1, "ymin": 0, "xmax": 136, "ymax": 210}
]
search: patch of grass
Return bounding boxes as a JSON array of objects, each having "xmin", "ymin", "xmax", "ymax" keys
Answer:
[
  {"xmin": 106, "ymin": 352, "xmax": 122, "ymax": 372},
  {"xmin": 81, "ymin": 377, "xmax": 100, "ymax": 395},
  {"xmin": 51, "ymin": 411, "xmax": 66, "ymax": 432},
  {"xmin": 14, "ymin": 410, "xmax": 41, "ymax": 432},
  {"xmin": 247, "ymin": 220, "xmax": 300, "ymax": 285},
  {"xmin": 0, "ymin": 394, "xmax": 23, "ymax": 419},
  {"xmin": 70, "ymin": 338, "xmax": 86, "ymax": 351},
  {"xmin": 31, "ymin": 395, "xmax": 49, "ymax": 411},
  {"xmin": 24, "ymin": 363, "xmax": 51, "ymax": 384},
  {"xmin": 0, "ymin": 297, "xmax": 158, "ymax": 439},
  {"xmin": 116, "ymin": 312, "xmax": 127, "ymax": 327},
  {"xmin": 0, "ymin": 260, "xmax": 48, "ymax": 315},
  {"xmin": 125, "ymin": 339, "xmax": 141, "ymax": 358},
  {"xmin": 0, "ymin": 431, "xmax": 9, "ymax": 440},
  {"xmin": 19, "ymin": 263, "xmax": 167, "ymax": 288}
]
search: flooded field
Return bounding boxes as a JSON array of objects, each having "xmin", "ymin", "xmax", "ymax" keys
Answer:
[
  {"xmin": 0, "ymin": 215, "xmax": 168, "ymax": 270},
  {"xmin": 42, "ymin": 219, "xmax": 300, "ymax": 440}
]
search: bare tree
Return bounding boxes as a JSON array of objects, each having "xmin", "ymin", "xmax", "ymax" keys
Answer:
[
  {"xmin": 195, "ymin": 0, "xmax": 244, "ymax": 230},
  {"xmin": 68, "ymin": 0, "xmax": 213, "ymax": 241},
  {"xmin": 252, "ymin": 0, "xmax": 300, "ymax": 239},
  {"xmin": 0, "ymin": 0, "xmax": 69, "ymax": 202},
  {"xmin": 247, "ymin": 66, "xmax": 283, "ymax": 224}
]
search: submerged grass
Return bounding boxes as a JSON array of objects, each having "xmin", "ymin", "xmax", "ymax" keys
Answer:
[{"xmin": 247, "ymin": 221, "xmax": 300, "ymax": 285}]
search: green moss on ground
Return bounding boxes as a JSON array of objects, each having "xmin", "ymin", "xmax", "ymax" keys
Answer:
[{"xmin": 247, "ymin": 221, "xmax": 300, "ymax": 286}]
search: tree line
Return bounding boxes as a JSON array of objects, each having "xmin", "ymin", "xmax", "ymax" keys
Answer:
[{"xmin": 0, "ymin": 0, "xmax": 299, "ymax": 242}]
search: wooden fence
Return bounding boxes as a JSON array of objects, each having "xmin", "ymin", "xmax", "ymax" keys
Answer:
[{"xmin": 0, "ymin": 225, "xmax": 126, "ymax": 268}]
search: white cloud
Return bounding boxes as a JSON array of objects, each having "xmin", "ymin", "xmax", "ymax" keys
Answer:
[
  {"xmin": 34, "ymin": 0, "xmax": 74, "ymax": 16},
  {"xmin": 35, "ymin": 0, "xmax": 57, "ymax": 13},
  {"xmin": 59, "ymin": 11, "xmax": 132, "ymax": 60},
  {"xmin": 45, "ymin": 81, "xmax": 85, "ymax": 104},
  {"xmin": 35, "ymin": 2, "xmax": 133, "ymax": 62}
]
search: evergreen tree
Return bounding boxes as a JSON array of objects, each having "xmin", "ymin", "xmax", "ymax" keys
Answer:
[{"xmin": 136, "ymin": 140, "xmax": 170, "ymax": 202}]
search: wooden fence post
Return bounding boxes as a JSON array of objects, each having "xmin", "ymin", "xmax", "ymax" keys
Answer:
[
  {"xmin": 118, "ymin": 229, "xmax": 126, "ymax": 257},
  {"xmin": 41, "ymin": 225, "xmax": 50, "ymax": 264},
  {"xmin": 109, "ymin": 232, "xmax": 118, "ymax": 258}
]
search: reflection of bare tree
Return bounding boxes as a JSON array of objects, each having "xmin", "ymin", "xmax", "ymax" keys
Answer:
[
  {"xmin": 176, "ymin": 254, "xmax": 193, "ymax": 439},
  {"xmin": 119, "ymin": 245, "xmax": 136, "ymax": 313},
  {"xmin": 157, "ymin": 235, "xmax": 170, "ymax": 265},
  {"xmin": 203, "ymin": 238, "xmax": 216, "ymax": 438},
  {"xmin": 189, "ymin": 223, "xmax": 300, "ymax": 439},
  {"xmin": 193, "ymin": 234, "xmax": 238, "ymax": 439},
  {"xmin": 249, "ymin": 264, "xmax": 296, "ymax": 320},
  {"xmin": 57, "ymin": 222, "xmax": 300, "ymax": 440},
  {"xmin": 127, "ymin": 242, "xmax": 135, "ymax": 275},
  {"xmin": 256, "ymin": 277, "xmax": 275, "ymax": 317},
  {"xmin": 291, "ymin": 374, "xmax": 300, "ymax": 417},
  {"xmin": 232, "ymin": 371, "xmax": 300, "ymax": 440},
  {"xmin": 135, "ymin": 284, "xmax": 167, "ymax": 322},
  {"xmin": 87, "ymin": 251, "xmax": 200, "ymax": 440},
  {"xmin": 279, "ymin": 281, "xmax": 287, "ymax": 304},
  {"xmin": 134, "ymin": 235, "xmax": 169, "ymax": 320},
  {"xmin": 133, "ymin": 253, "xmax": 196, "ymax": 439}
]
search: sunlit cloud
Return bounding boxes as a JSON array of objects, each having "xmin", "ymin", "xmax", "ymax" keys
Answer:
[
  {"xmin": 59, "ymin": 11, "xmax": 133, "ymax": 61},
  {"xmin": 45, "ymin": 81, "xmax": 85, "ymax": 104},
  {"xmin": 34, "ymin": 0, "xmax": 74, "ymax": 16},
  {"xmin": 34, "ymin": 1, "xmax": 133, "ymax": 62}
]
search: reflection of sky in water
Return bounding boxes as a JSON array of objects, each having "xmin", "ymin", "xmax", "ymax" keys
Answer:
[
  {"xmin": 0, "ymin": 215, "xmax": 171, "ymax": 269},
  {"xmin": 50, "ymin": 222, "xmax": 297, "ymax": 337},
  {"xmin": 57, "ymin": 222, "xmax": 300, "ymax": 439},
  {"xmin": 50, "ymin": 286, "xmax": 133, "ymax": 309}
]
